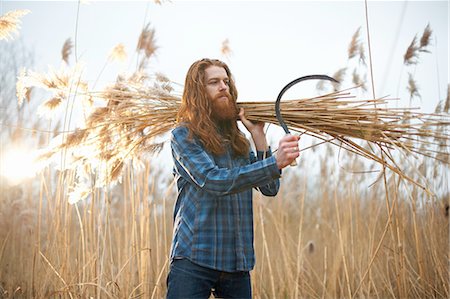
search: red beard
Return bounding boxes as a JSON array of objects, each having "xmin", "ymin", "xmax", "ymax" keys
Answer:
[{"xmin": 211, "ymin": 92, "xmax": 238, "ymax": 121}]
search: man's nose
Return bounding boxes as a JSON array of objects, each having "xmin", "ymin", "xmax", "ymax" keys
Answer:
[{"xmin": 219, "ymin": 80, "xmax": 228, "ymax": 91}]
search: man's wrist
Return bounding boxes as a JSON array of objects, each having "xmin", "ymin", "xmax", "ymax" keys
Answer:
[{"xmin": 250, "ymin": 130, "xmax": 265, "ymax": 139}]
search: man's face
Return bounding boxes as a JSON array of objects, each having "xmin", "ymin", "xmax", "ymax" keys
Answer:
[{"xmin": 204, "ymin": 65, "xmax": 237, "ymax": 121}]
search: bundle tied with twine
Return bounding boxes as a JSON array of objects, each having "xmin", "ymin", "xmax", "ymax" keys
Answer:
[{"xmin": 37, "ymin": 73, "xmax": 449, "ymax": 200}]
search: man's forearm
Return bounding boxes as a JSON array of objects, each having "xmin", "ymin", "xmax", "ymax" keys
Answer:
[{"xmin": 251, "ymin": 132, "xmax": 269, "ymax": 152}]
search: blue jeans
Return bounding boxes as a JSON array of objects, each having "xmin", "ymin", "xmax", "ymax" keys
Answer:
[{"xmin": 166, "ymin": 258, "xmax": 252, "ymax": 299}]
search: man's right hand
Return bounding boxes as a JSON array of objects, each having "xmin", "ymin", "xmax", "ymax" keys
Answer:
[{"xmin": 275, "ymin": 134, "xmax": 300, "ymax": 169}]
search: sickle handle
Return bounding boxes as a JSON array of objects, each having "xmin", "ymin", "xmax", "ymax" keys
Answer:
[{"xmin": 275, "ymin": 74, "xmax": 339, "ymax": 134}]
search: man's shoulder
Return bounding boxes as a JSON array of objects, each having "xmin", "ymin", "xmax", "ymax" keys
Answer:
[
  {"xmin": 171, "ymin": 124, "xmax": 192, "ymax": 142},
  {"xmin": 172, "ymin": 124, "xmax": 189, "ymax": 136}
]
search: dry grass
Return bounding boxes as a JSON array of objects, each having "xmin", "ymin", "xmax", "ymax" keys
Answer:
[
  {"xmin": 61, "ymin": 38, "xmax": 73, "ymax": 64},
  {"xmin": 444, "ymin": 84, "xmax": 450, "ymax": 113},
  {"xmin": 221, "ymin": 38, "xmax": 232, "ymax": 59},
  {"xmin": 0, "ymin": 9, "xmax": 30, "ymax": 41},
  {"xmin": 12, "ymin": 23, "xmax": 445, "ymax": 199},
  {"xmin": 0, "ymin": 157, "xmax": 448, "ymax": 298},
  {"xmin": 137, "ymin": 23, "xmax": 157, "ymax": 58},
  {"xmin": 407, "ymin": 73, "xmax": 420, "ymax": 100},
  {"xmin": 404, "ymin": 23, "xmax": 432, "ymax": 65},
  {"xmin": 108, "ymin": 43, "xmax": 127, "ymax": 62},
  {"xmin": 28, "ymin": 80, "xmax": 447, "ymax": 198},
  {"xmin": 404, "ymin": 35, "xmax": 420, "ymax": 65},
  {"xmin": 1, "ymin": 10, "xmax": 449, "ymax": 299},
  {"xmin": 419, "ymin": 23, "xmax": 432, "ymax": 52},
  {"xmin": 348, "ymin": 27, "xmax": 365, "ymax": 64}
]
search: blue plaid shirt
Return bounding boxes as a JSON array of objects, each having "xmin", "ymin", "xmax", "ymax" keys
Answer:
[{"xmin": 169, "ymin": 125, "xmax": 281, "ymax": 272}]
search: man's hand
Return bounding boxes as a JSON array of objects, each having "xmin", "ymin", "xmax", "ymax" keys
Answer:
[
  {"xmin": 239, "ymin": 108, "xmax": 268, "ymax": 151},
  {"xmin": 238, "ymin": 108, "xmax": 264, "ymax": 136},
  {"xmin": 275, "ymin": 134, "xmax": 300, "ymax": 169}
]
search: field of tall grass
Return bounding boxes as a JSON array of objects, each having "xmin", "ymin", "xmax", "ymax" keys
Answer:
[
  {"xmin": 1, "ymin": 2, "xmax": 449, "ymax": 299},
  {"xmin": 0, "ymin": 151, "xmax": 448, "ymax": 298}
]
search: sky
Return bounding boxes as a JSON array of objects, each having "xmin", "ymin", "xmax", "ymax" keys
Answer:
[
  {"xmin": 3, "ymin": 0, "xmax": 448, "ymax": 111},
  {"xmin": 1, "ymin": 0, "xmax": 449, "ymax": 186}
]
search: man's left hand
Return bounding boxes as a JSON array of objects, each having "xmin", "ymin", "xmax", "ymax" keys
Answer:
[
  {"xmin": 239, "ymin": 108, "xmax": 268, "ymax": 151},
  {"xmin": 238, "ymin": 108, "xmax": 265, "ymax": 137}
]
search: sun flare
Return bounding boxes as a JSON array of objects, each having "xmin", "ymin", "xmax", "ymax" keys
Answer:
[{"xmin": 0, "ymin": 146, "xmax": 40, "ymax": 184}]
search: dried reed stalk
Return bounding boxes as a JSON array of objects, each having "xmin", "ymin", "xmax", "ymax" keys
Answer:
[
  {"xmin": 239, "ymin": 90, "xmax": 449, "ymax": 192},
  {"xmin": 39, "ymin": 77, "xmax": 449, "ymax": 199}
]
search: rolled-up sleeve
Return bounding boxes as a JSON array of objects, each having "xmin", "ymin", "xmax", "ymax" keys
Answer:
[
  {"xmin": 171, "ymin": 126, "xmax": 280, "ymax": 197},
  {"xmin": 250, "ymin": 148, "xmax": 280, "ymax": 196}
]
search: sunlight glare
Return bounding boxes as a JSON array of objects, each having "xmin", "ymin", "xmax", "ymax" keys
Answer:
[{"xmin": 0, "ymin": 146, "xmax": 40, "ymax": 184}]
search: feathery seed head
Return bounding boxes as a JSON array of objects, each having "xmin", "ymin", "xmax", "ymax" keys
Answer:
[
  {"xmin": 407, "ymin": 73, "xmax": 420, "ymax": 100},
  {"xmin": 109, "ymin": 43, "xmax": 127, "ymax": 62},
  {"xmin": 45, "ymin": 96, "xmax": 63, "ymax": 110},
  {"xmin": 348, "ymin": 27, "xmax": 361, "ymax": 59},
  {"xmin": 358, "ymin": 43, "xmax": 366, "ymax": 65},
  {"xmin": 434, "ymin": 101, "xmax": 442, "ymax": 114},
  {"xmin": 419, "ymin": 23, "xmax": 432, "ymax": 51},
  {"xmin": 443, "ymin": 84, "xmax": 450, "ymax": 113},
  {"xmin": 16, "ymin": 68, "xmax": 29, "ymax": 106},
  {"xmin": 352, "ymin": 69, "xmax": 367, "ymax": 91},
  {"xmin": 0, "ymin": 9, "xmax": 30, "ymax": 41},
  {"xmin": 61, "ymin": 38, "xmax": 73, "ymax": 64},
  {"xmin": 221, "ymin": 38, "xmax": 232, "ymax": 59},
  {"xmin": 68, "ymin": 183, "xmax": 91, "ymax": 204},
  {"xmin": 404, "ymin": 35, "xmax": 419, "ymax": 65},
  {"xmin": 155, "ymin": 72, "xmax": 170, "ymax": 83},
  {"xmin": 137, "ymin": 23, "xmax": 158, "ymax": 58},
  {"xmin": 331, "ymin": 68, "xmax": 346, "ymax": 91},
  {"xmin": 60, "ymin": 129, "xmax": 89, "ymax": 149}
]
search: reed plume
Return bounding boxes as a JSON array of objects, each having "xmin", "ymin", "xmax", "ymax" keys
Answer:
[
  {"xmin": 419, "ymin": 23, "xmax": 432, "ymax": 52},
  {"xmin": 331, "ymin": 68, "xmax": 346, "ymax": 91},
  {"xmin": 348, "ymin": 27, "xmax": 361, "ymax": 59},
  {"xmin": 404, "ymin": 35, "xmax": 419, "ymax": 65},
  {"xmin": 444, "ymin": 84, "xmax": 450, "ymax": 113},
  {"xmin": 109, "ymin": 43, "xmax": 127, "ymax": 62},
  {"xmin": 0, "ymin": 9, "xmax": 30, "ymax": 41},
  {"xmin": 352, "ymin": 69, "xmax": 366, "ymax": 91},
  {"xmin": 38, "ymin": 96, "xmax": 63, "ymax": 116},
  {"xmin": 137, "ymin": 23, "xmax": 157, "ymax": 59},
  {"xmin": 407, "ymin": 72, "xmax": 420, "ymax": 100},
  {"xmin": 16, "ymin": 63, "xmax": 89, "ymax": 113},
  {"xmin": 348, "ymin": 27, "xmax": 366, "ymax": 65},
  {"xmin": 404, "ymin": 24, "xmax": 433, "ymax": 65},
  {"xmin": 221, "ymin": 38, "xmax": 232, "ymax": 58},
  {"xmin": 16, "ymin": 68, "xmax": 31, "ymax": 106},
  {"xmin": 61, "ymin": 38, "xmax": 73, "ymax": 64}
]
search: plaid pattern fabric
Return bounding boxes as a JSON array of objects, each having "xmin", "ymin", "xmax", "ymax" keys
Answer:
[{"xmin": 169, "ymin": 125, "xmax": 281, "ymax": 272}]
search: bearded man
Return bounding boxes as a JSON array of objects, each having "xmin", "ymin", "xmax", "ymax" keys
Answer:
[{"xmin": 166, "ymin": 58, "xmax": 300, "ymax": 298}]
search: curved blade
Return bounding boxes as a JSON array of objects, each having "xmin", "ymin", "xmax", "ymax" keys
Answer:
[{"xmin": 275, "ymin": 74, "xmax": 339, "ymax": 134}]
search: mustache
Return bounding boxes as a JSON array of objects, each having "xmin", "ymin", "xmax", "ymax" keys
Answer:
[{"xmin": 214, "ymin": 92, "xmax": 232, "ymax": 101}]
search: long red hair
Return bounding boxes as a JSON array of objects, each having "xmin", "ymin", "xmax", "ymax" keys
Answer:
[{"xmin": 177, "ymin": 58, "xmax": 249, "ymax": 157}]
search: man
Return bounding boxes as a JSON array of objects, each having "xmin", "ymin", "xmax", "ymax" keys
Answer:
[{"xmin": 167, "ymin": 58, "xmax": 300, "ymax": 298}]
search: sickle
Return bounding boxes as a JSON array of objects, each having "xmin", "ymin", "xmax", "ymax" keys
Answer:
[{"xmin": 275, "ymin": 74, "xmax": 339, "ymax": 134}]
